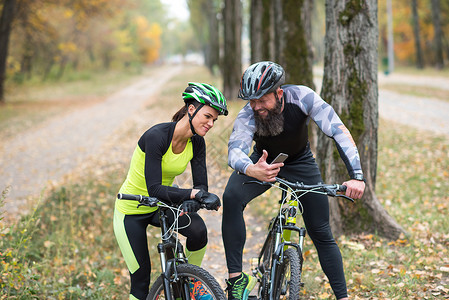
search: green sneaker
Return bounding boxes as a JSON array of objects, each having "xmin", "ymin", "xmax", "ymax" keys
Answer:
[{"xmin": 226, "ymin": 272, "xmax": 257, "ymax": 300}]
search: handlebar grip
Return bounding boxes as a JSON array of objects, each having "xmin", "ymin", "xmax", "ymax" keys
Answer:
[
  {"xmin": 337, "ymin": 185, "xmax": 347, "ymax": 192},
  {"xmin": 117, "ymin": 193, "xmax": 143, "ymax": 201}
]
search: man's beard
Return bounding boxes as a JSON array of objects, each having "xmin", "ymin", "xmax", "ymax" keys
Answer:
[{"xmin": 254, "ymin": 97, "xmax": 284, "ymax": 137}]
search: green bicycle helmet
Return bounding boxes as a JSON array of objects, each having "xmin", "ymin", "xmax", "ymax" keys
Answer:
[
  {"xmin": 182, "ymin": 82, "xmax": 228, "ymax": 135},
  {"xmin": 183, "ymin": 82, "xmax": 228, "ymax": 116}
]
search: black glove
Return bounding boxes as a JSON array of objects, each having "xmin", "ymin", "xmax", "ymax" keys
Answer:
[
  {"xmin": 181, "ymin": 199, "xmax": 201, "ymax": 213},
  {"xmin": 195, "ymin": 190, "xmax": 221, "ymax": 211}
]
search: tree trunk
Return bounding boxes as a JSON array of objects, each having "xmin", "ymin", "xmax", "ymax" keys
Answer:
[
  {"xmin": 222, "ymin": 0, "xmax": 242, "ymax": 100},
  {"xmin": 305, "ymin": 0, "xmax": 319, "ymax": 152},
  {"xmin": 261, "ymin": 0, "xmax": 273, "ymax": 60},
  {"xmin": 431, "ymin": 0, "xmax": 444, "ymax": 69},
  {"xmin": 302, "ymin": 0, "xmax": 315, "ymax": 84},
  {"xmin": 280, "ymin": 0, "xmax": 315, "ymax": 89},
  {"xmin": 199, "ymin": 0, "xmax": 219, "ymax": 74},
  {"xmin": 207, "ymin": 1, "xmax": 219, "ymax": 74},
  {"xmin": 318, "ymin": 0, "xmax": 406, "ymax": 240},
  {"xmin": 411, "ymin": 0, "xmax": 424, "ymax": 69},
  {"xmin": 272, "ymin": 0, "xmax": 283, "ymax": 63},
  {"xmin": 250, "ymin": 0, "xmax": 263, "ymax": 63},
  {"xmin": 0, "ymin": 0, "xmax": 16, "ymax": 103}
]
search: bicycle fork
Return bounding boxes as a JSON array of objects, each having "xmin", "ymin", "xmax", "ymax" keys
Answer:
[
  {"xmin": 268, "ymin": 193, "xmax": 306, "ymax": 299},
  {"xmin": 283, "ymin": 192, "xmax": 306, "ymax": 255},
  {"xmin": 158, "ymin": 212, "xmax": 190, "ymax": 299}
]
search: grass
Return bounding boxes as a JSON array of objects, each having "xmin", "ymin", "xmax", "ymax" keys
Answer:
[
  {"xmin": 280, "ymin": 119, "xmax": 449, "ymax": 299},
  {"xmin": 1, "ymin": 65, "xmax": 448, "ymax": 299}
]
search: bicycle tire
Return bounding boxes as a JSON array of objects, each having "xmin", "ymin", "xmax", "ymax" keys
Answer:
[
  {"xmin": 258, "ymin": 220, "xmax": 277, "ymax": 299},
  {"xmin": 147, "ymin": 264, "xmax": 225, "ymax": 300},
  {"xmin": 272, "ymin": 248, "xmax": 301, "ymax": 300}
]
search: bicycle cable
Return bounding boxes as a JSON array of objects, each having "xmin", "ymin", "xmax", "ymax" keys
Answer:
[
  {"xmin": 157, "ymin": 202, "xmax": 193, "ymax": 257},
  {"xmin": 276, "ymin": 185, "xmax": 332, "ymax": 240}
]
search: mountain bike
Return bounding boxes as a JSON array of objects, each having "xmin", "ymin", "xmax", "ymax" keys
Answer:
[
  {"xmin": 117, "ymin": 193, "xmax": 226, "ymax": 300},
  {"xmin": 246, "ymin": 177, "xmax": 354, "ymax": 300}
]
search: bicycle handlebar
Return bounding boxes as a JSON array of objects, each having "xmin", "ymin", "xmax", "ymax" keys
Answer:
[
  {"xmin": 117, "ymin": 193, "xmax": 211, "ymax": 209},
  {"xmin": 117, "ymin": 193, "xmax": 159, "ymax": 207},
  {"xmin": 246, "ymin": 177, "xmax": 354, "ymax": 202}
]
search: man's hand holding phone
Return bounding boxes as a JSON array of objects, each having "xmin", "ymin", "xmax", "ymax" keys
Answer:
[
  {"xmin": 270, "ymin": 153, "xmax": 288, "ymax": 164},
  {"xmin": 246, "ymin": 151, "xmax": 288, "ymax": 182}
]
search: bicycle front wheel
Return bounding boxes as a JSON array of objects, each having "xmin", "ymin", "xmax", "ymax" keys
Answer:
[
  {"xmin": 272, "ymin": 248, "xmax": 302, "ymax": 300},
  {"xmin": 147, "ymin": 264, "xmax": 225, "ymax": 300}
]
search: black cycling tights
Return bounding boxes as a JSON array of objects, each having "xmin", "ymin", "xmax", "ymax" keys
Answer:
[
  {"xmin": 221, "ymin": 150, "xmax": 348, "ymax": 299},
  {"xmin": 116, "ymin": 209, "xmax": 207, "ymax": 300}
]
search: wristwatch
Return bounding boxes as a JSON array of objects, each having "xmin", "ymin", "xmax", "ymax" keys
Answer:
[{"xmin": 352, "ymin": 173, "xmax": 366, "ymax": 182}]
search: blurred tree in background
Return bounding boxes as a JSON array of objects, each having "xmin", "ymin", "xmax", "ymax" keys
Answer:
[
  {"xmin": 0, "ymin": 0, "xmax": 197, "ymax": 102},
  {"xmin": 222, "ymin": 0, "xmax": 242, "ymax": 100},
  {"xmin": 378, "ymin": 0, "xmax": 448, "ymax": 69},
  {"xmin": 187, "ymin": 0, "xmax": 220, "ymax": 74},
  {"xmin": 1, "ymin": 0, "xmax": 448, "ymax": 103}
]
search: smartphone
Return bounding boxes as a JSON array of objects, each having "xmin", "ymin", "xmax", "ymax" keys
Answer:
[{"xmin": 270, "ymin": 153, "xmax": 288, "ymax": 164}]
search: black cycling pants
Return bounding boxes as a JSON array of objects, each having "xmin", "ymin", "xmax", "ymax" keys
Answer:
[
  {"xmin": 114, "ymin": 208, "xmax": 207, "ymax": 300},
  {"xmin": 221, "ymin": 149, "xmax": 347, "ymax": 299}
]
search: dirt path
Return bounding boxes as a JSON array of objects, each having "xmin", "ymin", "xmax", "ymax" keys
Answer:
[
  {"xmin": 378, "ymin": 90, "xmax": 449, "ymax": 136},
  {"xmin": 314, "ymin": 72, "xmax": 449, "ymax": 136},
  {"xmin": 0, "ymin": 64, "xmax": 182, "ymax": 215},
  {"xmin": 1, "ymin": 65, "xmax": 448, "ymax": 290}
]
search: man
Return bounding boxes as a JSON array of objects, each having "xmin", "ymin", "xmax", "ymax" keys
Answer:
[{"xmin": 222, "ymin": 61, "xmax": 365, "ymax": 300}]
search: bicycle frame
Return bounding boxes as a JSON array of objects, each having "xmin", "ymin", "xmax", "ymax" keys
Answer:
[
  {"xmin": 249, "ymin": 177, "xmax": 352, "ymax": 299},
  {"xmin": 157, "ymin": 207, "xmax": 191, "ymax": 300},
  {"xmin": 117, "ymin": 193, "xmax": 192, "ymax": 299},
  {"xmin": 254, "ymin": 184, "xmax": 305, "ymax": 299},
  {"xmin": 117, "ymin": 193, "xmax": 226, "ymax": 300}
]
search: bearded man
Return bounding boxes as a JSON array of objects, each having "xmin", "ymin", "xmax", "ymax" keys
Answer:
[{"xmin": 222, "ymin": 61, "xmax": 365, "ymax": 300}]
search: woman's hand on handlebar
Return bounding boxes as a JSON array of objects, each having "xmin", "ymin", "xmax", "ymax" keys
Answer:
[
  {"xmin": 195, "ymin": 190, "xmax": 221, "ymax": 211},
  {"xmin": 246, "ymin": 150, "xmax": 284, "ymax": 182},
  {"xmin": 342, "ymin": 179, "xmax": 365, "ymax": 199},
  {"xmin": 180, "ymin": 190, "xmax": 222, "ymax": 215},
  {"xmin": 180, "ymin": 199, "xmax": 201, "ymax": 215}
]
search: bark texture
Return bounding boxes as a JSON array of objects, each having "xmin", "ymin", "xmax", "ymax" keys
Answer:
[
  {"xmin": 318, "ymin": 0, "xmax": 406, "ymax": 239},
  {"xmin": 222, "ymin": 0, "xmax": 242, "ymax": 100},
  {"xmin": 250, "ymin": 0, "xmax": 263, "ymax": 63},
  {"xmin": 411, "ymin": 0, "xmax": 424, "ymax": 69},
  {"xmin": 280, "ymin": 0, "xmax": 314, "ymax": 89},
  {"xmin": 0, "ymin": 0, "xmax": 16, "ymax": 102},
  {"xmin": 431, "ymin": 0, "xmax": 444, "ymax": 69}
]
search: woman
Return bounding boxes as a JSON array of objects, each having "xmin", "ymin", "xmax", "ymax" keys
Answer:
[{"xmin": 113, "ymin": 82, "xmax": 228, "ymax": 300}]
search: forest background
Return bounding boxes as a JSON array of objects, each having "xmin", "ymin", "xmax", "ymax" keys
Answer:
[
  {"xmin": 1, "ymin": 0, "xmax": 448, "ymax": 93},
  {"xmin": 1, "ymin": 0, "xmax": 448, "ymax": 299}
]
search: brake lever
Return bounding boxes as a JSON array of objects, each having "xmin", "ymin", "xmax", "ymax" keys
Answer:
[
  {"xmin": 137, "ymin": 200, "xmax": 152, "ymax": 208},
  {"xmin": 336, "ymin": 194, "xmax": 355, "ymax": 202},
  {"xmin": 137, "ymin": 197, "xmax": 159, "ymax": 207}
]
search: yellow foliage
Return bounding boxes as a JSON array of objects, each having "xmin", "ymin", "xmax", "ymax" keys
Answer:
[
  {"xmin": 379, "ymin": 0, "xmax": 447, "ymax": 64},
  {"xmin": 113, "ymin": 30, "xmax": 135, "ymax": 57},
  {"xmin": 63, "ymin": 9, "xmax": 74, "ymax": 19},
  {"xmin": 58, "ymin": 42, "xmax": 78, "ymax": 55},
  {"xmin": 6, "ymin": 56, "xmax": 21, "ymax": 77},
  {"xmin": 134, "ymin": 16, "xmax": 162, "ymax": 64}
]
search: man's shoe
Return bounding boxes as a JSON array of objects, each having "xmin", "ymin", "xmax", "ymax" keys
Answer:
[
  {"xmin": 190, "ymin": 279, "xmax": 213, "ymax": 300},
  {"xmin": 226, "ymin": 272, "xmax": 257, "ymax": 300}
]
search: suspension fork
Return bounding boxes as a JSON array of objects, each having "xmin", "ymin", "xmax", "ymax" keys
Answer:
[
  {"xmin": 268, "ymin": 221, "xmax": 284, "ymax": 299},
  {"xmin": 282, "ymin": 188, "xmax": 297, "ymax": 245},
  {"xmin": 157, "ymin": 210, "xmax": 174, "ymax": 299},
  {"xmin": 157, "ymin": 209, "xmax": 188, "ymax": 299}
]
